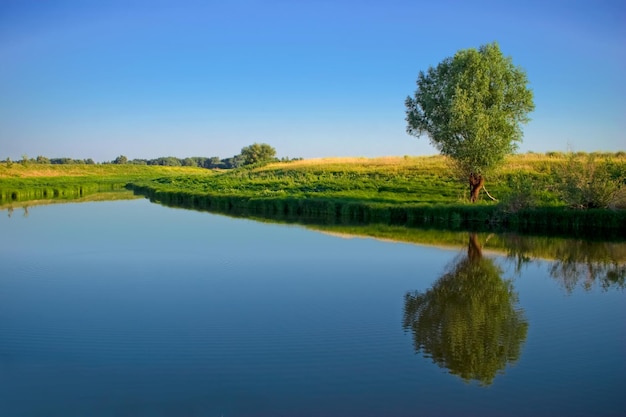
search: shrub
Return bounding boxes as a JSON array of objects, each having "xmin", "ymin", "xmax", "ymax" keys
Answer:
[
  {"xmin": 555, "ymin": 153, "xmax": 625, "ymax": 209},
  {"xmin": 500, "ymin": 173, "xmax": 540, "ymax": 212}
]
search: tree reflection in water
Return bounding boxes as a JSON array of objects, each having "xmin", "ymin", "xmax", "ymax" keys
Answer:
[
  {"xmin": 501, "ymin": 234, "xmax": 626, "ymax": 293},
  {"xmin": 403, "ymin": 234, "xmax": 528, "ymax": 386}
]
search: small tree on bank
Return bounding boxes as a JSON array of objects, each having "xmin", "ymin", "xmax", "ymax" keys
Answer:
[
  {"xmin": 405, "ymin": 42, "xmax": 534, "ymax": 202},
  {"xmin": 240, "ymin": 143, "xmax": 276, "ymax": 166}
]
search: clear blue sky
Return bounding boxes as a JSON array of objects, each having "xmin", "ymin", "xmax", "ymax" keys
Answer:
[{"xmin": 1, "ymin": 0, "xmax": 624, "ymax": 162}]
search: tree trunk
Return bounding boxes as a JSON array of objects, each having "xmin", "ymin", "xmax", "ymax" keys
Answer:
[
  {"xmin": 469, "ymin": 173, "xmax": 484, "ymax": 203},
  {"xmin": 469, "ymin": 173, "xmax": 497, "ymax": 203}
]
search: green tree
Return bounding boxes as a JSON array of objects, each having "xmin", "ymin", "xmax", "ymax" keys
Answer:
[
  {"xmin": 403, "ymin": 234, "xmax": 528, "ymax": 386},
  {"xmin": 240, "ymin": 143, "xmax": 277, "ymax": 166},
  {"xmin": 221, "ymin": 155, "xmax": 245, "ymax": 169},
  {"xmin": 182, "ymin": 157, "xmax": 197, "ymax": 167},
  {"xmin": 113, "ymin": 155, "xmax": 128, "ymax": 164},
  {"xmin": 405, "ymin": 42, "xmax": 534, "ymax": 202},
  {"xmin": 206, "ymin": 156, "xmax": 222, "ymax": 168},
  {"xmin": 149, "ymin": 156, "xmax": 182, "ymax": 166}
]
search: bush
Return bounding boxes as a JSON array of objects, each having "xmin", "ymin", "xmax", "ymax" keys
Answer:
[
  {"xmin": 499, "ymin": 173, "xmax": 540, "ymax": 212},
  {"xmin": 555, "ymin": 153, "xmax": 625, "ymax": 209}
]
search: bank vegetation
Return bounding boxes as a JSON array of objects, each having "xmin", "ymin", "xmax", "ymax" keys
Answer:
[{"xmin": 1, "ymin": 152, "xmax": 625, "ymax": 237}]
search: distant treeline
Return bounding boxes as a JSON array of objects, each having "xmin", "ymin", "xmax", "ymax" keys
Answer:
[
  {"xmin": 6, "ymin": 155, "xmax": 269, "ymax": 168},
  {"xmin": 106, "ymin": 155, "xmax": 249, "ymax": 169},
  {"xmin": 6, "ymin": 156, "xmax": 98, "ymax": 165},
  {"xmin": 5, "ymin": 145, "xmax": 302, "ymax": 169}
]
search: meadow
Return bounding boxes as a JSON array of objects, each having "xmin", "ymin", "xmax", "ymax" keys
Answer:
[
  {"xmin": 0, "ymin": 163, "xmax": 212, "ymax": 202},
  {"xmin": 2, "ymin": 152, "xmax": 625, "ymax": 237}
]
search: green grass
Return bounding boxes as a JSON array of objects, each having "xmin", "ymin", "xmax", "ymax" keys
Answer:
[
  {"xmin": 126, "ymin": 153, "xmax": 604, "ymax": 205},
  {"xmin": 128, "ymin": 158, "xmax": 467, "ymax": 206},
  {"xmin": 0, "ymin": 162, "xmax": 210, "ymax": 178},
  {"xmin": 0, "ymin": 163, "xmax": 212, "ymax": 202}
]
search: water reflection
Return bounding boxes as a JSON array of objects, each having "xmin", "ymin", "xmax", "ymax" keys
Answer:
[
  {"xmin": 403, "ymin": 234, "xmax": 529, "ymax": 386},
  {"xmin": 2, "ymin": 194, "xmax": 624, "ymax": 413},
  {"xmin": 128, "ymin": 190, "xmax": 625, "ymax": 294},
  {"xmin": 5, "ymin": 205, "xmax": 29, "ymax": 217},
  {"xmin": 4, "ymin": 191, "xmax": 625, "ymax": 294},
  {"xmin": 501, "ymin": 234, "xmax": 626, "ymax": 293},
  {"xmin": 0, "ymin": 190, "xmax": 140, "ymax": 214},
  {"xmin": 550, "ymin": 259, "xmax": 625, "ymax": 293}
]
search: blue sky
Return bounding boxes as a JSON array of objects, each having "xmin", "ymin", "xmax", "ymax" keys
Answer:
[{"xmin": 1, "ymin": 0, "xmax": 624, "ymax": 162}]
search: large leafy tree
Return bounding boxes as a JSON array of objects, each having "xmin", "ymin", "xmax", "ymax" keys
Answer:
[
  {"xmin": 403, "ymin": 234, "xmax": 528, "ymax": 386},
  {"xmin": 405, "ymin": 42, "xmax": 534, "ymax": 202}
]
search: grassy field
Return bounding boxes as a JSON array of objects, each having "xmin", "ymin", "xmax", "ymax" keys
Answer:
[
  {"xmin": 0, "ymin": 162, "xmax": 210, "ymax": 180},
  {"xmin": 2, "ymin": 153, "xmax": 625, "ymax": 237},
  {"xmin": 0, "ymin": 163, "xmax": 211, "ymax": 201},
  {"xmin": 127, "ymin": 152, "xmax": 624, "ymax": 203},
  {"xmin": 127, "ymin": 154, "xmax": 569, "ymax": 204}
]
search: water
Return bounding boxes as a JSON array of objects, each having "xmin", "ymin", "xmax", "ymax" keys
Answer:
[{"xmin": 0, "ymin": 199, "xmax": 624, "ymax": 417}]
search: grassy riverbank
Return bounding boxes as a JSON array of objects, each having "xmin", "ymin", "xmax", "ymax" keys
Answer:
[
  {"xmin": 127, "ymin": 152, "xmax": 625, "ymax": 205},
  {"xmin": 0, "ymin": 164, "xmax": 211, "ymax": 202},
  {"xmin": 126, "ymin": 153, "xmax": 626, "ymax": 237},
  {"xmin": 2, "ymin": 153, "xmax": 625, "ymax": 237}
]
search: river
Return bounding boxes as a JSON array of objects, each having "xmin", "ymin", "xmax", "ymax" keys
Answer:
[{"xmin": 0, "ymin": 196, "xmax": 624, "ymax": 416}]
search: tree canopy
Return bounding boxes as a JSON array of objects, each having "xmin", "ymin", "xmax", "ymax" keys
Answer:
[
  {"xmin": 240, "ymin": 143, "xmax": 277, "ymax": 166},
  {"xmin": 113, "ymin": 155, "xmax": 128, "ymax": 164},
  {"xmin": 405, "ymin": 42, "xmax": 534, "ymax": 199}
]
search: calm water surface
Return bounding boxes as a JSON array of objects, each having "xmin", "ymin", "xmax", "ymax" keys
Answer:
[{"xmin": 0, "ymin": 199, "xmax": 624, "ymax": 417}]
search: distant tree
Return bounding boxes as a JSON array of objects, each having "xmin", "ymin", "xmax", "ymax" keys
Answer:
[
  {"xmin": 240, "ymin": 143, "xmax": 277, "ymax": 166},
  {"xmin": 21, "ymin": 154, "xmax": 29, "ymax": 166},
  {"xmin": 180, "ymin": 157, "xmax": 207, "ymax": 167},
  {"xmin": 405, "ymin": 42, "xmax": 534, "ymax": 202},
  {"xmin": 113, "ymin": 155, "xmax": 128, "ymax": 164},
  {"xmin": 163, "ymin": 156, "xmax": 182, "ymax": 166},
  {"xmin": 5, "ymin": 157, "xmax": 12, "ymax": 167},
  {"xmin": 205, "ymin": 156, "xmax": 222, "ymax": 169},
  {"xmin": 148, "ymin": 156, "xmax": 182, "ymax": 166},
  {"xmin": 280, "ymin": 156, "xmax": 300, "ymax": 162},
  {"xmin": 189, "ymin": 157, "xmax": 208, "ymax": 167},
  {"xmin": 36, "ymin": 155, "xmax": 50, "ymax": 164},
  {"xmin": 85, "ymin": 158, "xmax": 95, "ymax": 164},
  {"xmin": 221, "ymin": 155, "xmax": 245, "ymax": 169},
  {"xmin": 50, "ymin": 157, "xmax": 72, "ymax": 164}
]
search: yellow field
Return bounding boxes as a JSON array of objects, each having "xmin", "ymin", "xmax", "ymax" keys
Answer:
[{"xmin": 0, "ymin": 163, "xmax": 210, "ymax": 179}]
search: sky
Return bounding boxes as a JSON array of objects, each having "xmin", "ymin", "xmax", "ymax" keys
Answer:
[{"xmin": 0, "ymin": 0, "xmax": 624, "ymax": 162}]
